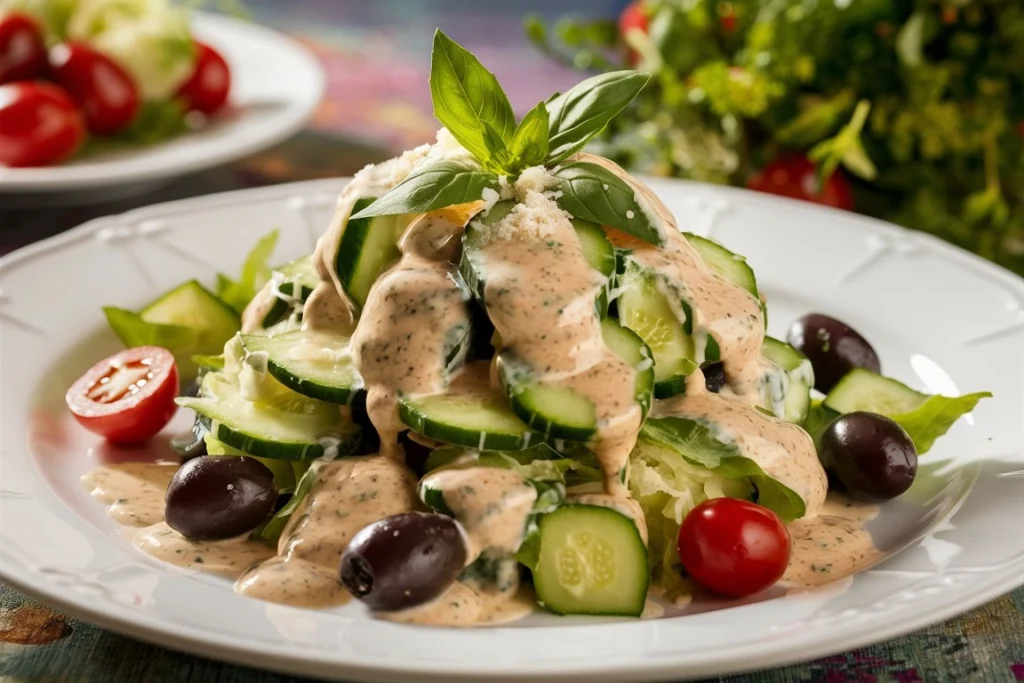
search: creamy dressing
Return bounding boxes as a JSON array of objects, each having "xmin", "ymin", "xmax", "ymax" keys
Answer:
[
  {"xmin": 237, "ymin": 456, "xmax": 418, "ymax": 608},
  {"xmin": 134, "ymin": 522, "xmax": 275, "ymax": 574},
  {"xmin": 83, "ymin": 462, "xmax": 179, "ymax": 527},
  {"xmin": 476, "ymin": 189, "xmax": 641, "ymax": 492},
  {"xmin": 349, "ymin": 207, "xmax": 478, "ymax": 459},
  {"xmin": 653, "ymin": 384, "xmax": 828, "ymax": 518},
  {"xmin": 381, "ymin": 559, "xmax": 529, "ymax": 627},
  {"xmin": 419, "ymin": 467, "xmax": 537, "ymax": 559},
  {"xmin": 784, "ymin": 493, "xmax": 882, "ymax": 586}
]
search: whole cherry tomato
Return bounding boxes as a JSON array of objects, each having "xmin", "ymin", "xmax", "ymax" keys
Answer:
[
  {"xmin": 66, "ymin": 346, "xmax": 179, "ymax": 444},
  {"xmin": 677, "ymin": 498, "xmax": 791, "ymax": 598},
  {"xmin": 618, "ymin": 1, "xmax": 648, "ymax": 66},
  {"xmin": 49, "ymin": 42, "xmax": 139, "ymax": 135},
  {"xmin": 0, "ymin": 12, "xmax": 46, "ymax": 84},
  {"xmin": 746, "ymin": 155, "xmax": 854, "ymax": 211},
  {"xmin": 176, "ymin": 41, "xmax": 230, "ymax": 115},
  {"xmin": 0, "ymin": 82, "xmax": 85, "ymax": 167}
]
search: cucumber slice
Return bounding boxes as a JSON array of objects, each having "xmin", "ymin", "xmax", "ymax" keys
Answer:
[
  {"xmin": 616, "ymin": 262, "xmax": 697, "ymax": 398},
  {"xmin": 824, "ymin": 368, "xmax": 928, "ymax": 415},
  {"xmin": 685, "ymin": 233, "xmax": 767, "ymax": 327},
  {"xmin": 760, "ymin": 337, "xmax": 814, "ymax": 424},
  {"xmin": 142, "ymin": 279, "xmax": 240, "ymax": 352},
  {"xmin": 177, "ymin": 372, "xmax": 358, "ymax": 460},
  {"xmin": 260, "ymin": 255, "xmax": 319, "ymax": 328},
  {"xmin": 534, "ymin": 504, "xmax": 649, "ymax": 617},
  {"xmin": 335, "ymin": 197, "xmax": 408, "ymax": 308},
  {"xmin": 398, "ymin": 383, "xmax": 544, "ymax": 451},
  {"xmin": 601, "ymin": 318, "xmax": 654, "ymax": 419},
  {"xmin": 498, "ymin": 352, "xmax": 598, "ymax": 441},
  {"xmin": 241, "ymin": 330, "xmax": 362, "ymax": 405},
  {"xmin": 684, "ymin": 233, "xmax": 758, "ymax": 299},
  {"xmin": 574, "ymin": 219, "xmax": 615, "ymax": 316}
]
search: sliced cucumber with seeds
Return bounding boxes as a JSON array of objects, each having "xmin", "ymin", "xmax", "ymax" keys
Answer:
[
  {"xmin": 260, "ymin": 255, "xmax": 319, "ymax": 328},
  {"xmin": 398, "ymin": 382, "xmax": 543, "ymax": 451},
  {"xmin": 760, "ymin": 336, "xmax": 814, "ymax": 424},
  {"xmin": 616, "ymin": 262, "xmax": 697, "ymax": 398},
  {"xmin": 335, "ymin": 197, "xmax": 409, "ymax": 308},
  {"xmin": 824, "ymin": 368, "xmax": 928, "ymax": 415},
  {"xmin": 601, "ymin": 318, "xmax": 654, "ymax": 419},
  {"xmin": 241, "ymin": 330, "xmax": 362, "ymax": 405},
  {"xmin": 498, "ymin": 352, "xmax": 597, "ymax": 442},
  {"xmin": 177, "ymin": 372, "xmax": 358, "ymax": 460},
  {"xmin": 534, "ymin": 504, "xmax": 649, "ymax": 617}
]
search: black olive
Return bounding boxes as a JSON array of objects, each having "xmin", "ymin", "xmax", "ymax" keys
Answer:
[
  {"xmin": 787, "ymin": 313, "xmax": 881, "ymax": 393},
  {"xmin": 340, "ymin": 512, "xmax": 468, "ymax": 612},
  {"xmin": 703, "ymin": 362, "xmax": 726, "ymax": 393},
  {"xmin": 165, "ymin": 456, "xmax": 277, "ymax": 540},
  {"xmin": 820, "ymin": 411, "xmax": 918, "ymax": 501}
]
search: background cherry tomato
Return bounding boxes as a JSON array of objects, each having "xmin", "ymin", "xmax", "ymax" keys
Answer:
[
  {"xmin": 746, "ymin": 155, "xmax": 854, "ymax": 211},
  {"xmin": 49, "ymin": 42, "xmax": 139, "ymax": 135},
  {"xmin": 177, "ymin": 41, "xmax": 230, "ymax": 115},
  {"xmin": 0, "ymin": 82, "xmax": 85, "ymax": 167},
  {"xmin": 66, "ymin": 346, "xmax": 179, "ymax": 444},
  {"xmin": 0, "ymin": 12, "xmax": 46, "ymax": 84},
  {"xmin": 677, "ymin": 498, "xmax": 791, "ymax": 598},
  {"xmin": 619, "ymin": 1, "xmax": 648, "ymax": 66}
]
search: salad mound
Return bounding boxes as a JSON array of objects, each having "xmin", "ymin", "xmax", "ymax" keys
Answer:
[{"xmin": 73, "ymin": 30, "xmax": 991, "ymax": 625}]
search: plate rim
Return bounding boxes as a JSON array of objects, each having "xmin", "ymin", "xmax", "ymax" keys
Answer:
[
  {"xmin": 0, "ymin": 12, "xmax": 326, "ymax": 193},
  {"xmin": 1, "ymin": 178, "xmax": 1022, "ymax": 683}
]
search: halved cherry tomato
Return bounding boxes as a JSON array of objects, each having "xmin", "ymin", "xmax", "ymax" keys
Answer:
[
  {"xmin": 0, "ymin": 82, "xmax": 85, "ymax": 167},
  {"xmin": 177, "ymin": 41, "xmax": 230, "ymax": 115},
  {"xmin": 746, "ymin": 154, "xmax": 854, "ymax": 211},
  {"xmin": 66, "ymin": 347, "xmax": 179, "ymax": 444},
  {"xmin": 0, "ymin": 12, "xmax": 46, "ymax": 84},
  {"xmin": 49, "ymin": 42, "xmax": 139, "ymax": 135},
  {"xmin": 618, "ymin": 1, "xmax": 648, "ymax": 66},
  {"xmin": 677, "ymin": 498, "xmax": 791, "ymax": 598}
]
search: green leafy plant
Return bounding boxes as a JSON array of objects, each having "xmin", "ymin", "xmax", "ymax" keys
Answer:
[
  {"xmin": 352, "ymin": 30, "xmax": 658, "ymax": 244},
  {"xmin": 526, "ymin": 1, "xmax": 1024, "ymax": 276}
]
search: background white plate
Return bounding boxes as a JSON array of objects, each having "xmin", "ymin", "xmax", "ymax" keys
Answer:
[
  {"xmin": 0, "ymin": 179, "xmax": 1022, "ymax": 683},
  {"xmin": 0, "ymin": 13, "xmax": 324, "ymax": 195}
]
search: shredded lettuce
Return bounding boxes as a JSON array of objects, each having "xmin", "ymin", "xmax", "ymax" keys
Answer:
[
  {"xmin": 640, "ymin": 417, "xmax": 807, "ymax": 521},
  {"xmin": 628, "ymin": 437, "xmax": 750, "ymax": 598},
  {"xmin": 65, "ymin": 0, "xmax": 197, "ymax": 100}
]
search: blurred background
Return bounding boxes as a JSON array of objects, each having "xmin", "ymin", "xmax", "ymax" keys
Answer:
[{"xmin": 2, "ymin": 0, "xmax": 1022, "ymax": 275}]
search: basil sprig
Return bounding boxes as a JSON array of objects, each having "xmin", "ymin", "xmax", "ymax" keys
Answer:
[
  {"xmin": 351, "ymin": 160, "xmax": 499, "ymax": 220},
  {"xmin": 354, "ymin": 30, "xmax": 659, "ymax": 244},
  {"xmin": 550, "ymin": 161, "xmax": 664, "ymax": 245}
]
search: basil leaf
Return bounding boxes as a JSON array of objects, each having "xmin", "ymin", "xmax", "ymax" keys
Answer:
[
  {"xmin": 551, "ymin": 161, "xmax": 664, "ymax": 245},
  {"xmin": 641, "ymin": 417, "xmax": 806, "ymax": 522},
  {"xmin": 889, "ymin": 392, "xmax": 991, "ymax": 455},
  {"xmin": 506, "ymin": 101, "xmax": 550, "ymax": 171},
  {"xmin": 546, "ymin": 71, "xmax": 651, "ymax": 163},
  {"xmin": 350, "ymin": 160, "xmax": 500, "ymax": 219},
  {"xmin": 430, "ymin": 30, "xmax": 516, "ymax": 165}
]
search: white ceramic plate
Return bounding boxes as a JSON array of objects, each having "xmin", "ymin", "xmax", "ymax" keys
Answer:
[
  {"xmin": 0, "ymin": 13, "xmax": 324, "ymax": 195},
  {"xmin": 1, "ymin": 179, "xmax": 1021, "ymax": 683}
]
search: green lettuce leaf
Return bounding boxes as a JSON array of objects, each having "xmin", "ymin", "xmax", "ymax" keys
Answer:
[
  {"xmin": 640, "ymin": 416, "xmax": 806, "ymax": 521},
  {"xmin": 889, "ymin": 392, "xmax": 991, "ymax": 454},
  {"xmin": 216, "ymin": 229, "xmax": 279, "ymax": 314},
  {"xmin": 103, "ymin": 306, "xmax": 201, "ymax": 377}
]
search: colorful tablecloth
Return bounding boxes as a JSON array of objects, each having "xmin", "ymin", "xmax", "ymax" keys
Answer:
[{"xmin": 1, "ymin": 3, "xmax": 1022, "ymax": 681}]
